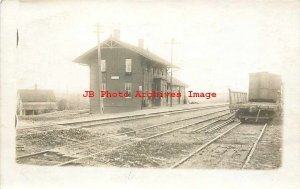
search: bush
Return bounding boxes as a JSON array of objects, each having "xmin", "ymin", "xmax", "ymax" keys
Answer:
[{"xmin": 57, "ymin": 99, "xmax": 68, "ymax": 111}]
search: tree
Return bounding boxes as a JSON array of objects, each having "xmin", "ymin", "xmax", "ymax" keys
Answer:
[{"xmin": 57, "ymin": 99, "xmax": 68, "ymax": 111}]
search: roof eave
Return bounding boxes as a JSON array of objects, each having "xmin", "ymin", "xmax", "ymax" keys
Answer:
[{"xmin": 73, "ymin": 38, "xmax": 180, "ymax": 69}]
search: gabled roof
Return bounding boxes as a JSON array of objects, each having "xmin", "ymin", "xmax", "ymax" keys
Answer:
[
  {"xmin": 73, "ymin": 37, "xmax": 179, "ymax": 68},
  {"xmin": 18, "ymin": 89, "xmax": 56, "ymax": 103},
  {"xmin": 167, "ymin": 77, "xmax": 189, "ymax": 87}
]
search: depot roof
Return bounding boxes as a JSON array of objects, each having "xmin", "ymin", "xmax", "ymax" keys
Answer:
[
  {"xmin": 73, "ymin": 37, "xmax": 179, "ymax": 69},
  {"xmin": 167, "ymin": 77, "xmax": 189, "ymax": 87}
]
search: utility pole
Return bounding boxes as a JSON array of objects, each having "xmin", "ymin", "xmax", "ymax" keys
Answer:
[
  {"xmin": 170, "ymin": 38, "xmax": 175, "ymax": 107},
  {"xmin": 96, "ymin": 24, "xmax": 104, "ymax": 114},
  {"xmin": 164, "ymin": 39, "xmax": 180, "ymax": 107}
]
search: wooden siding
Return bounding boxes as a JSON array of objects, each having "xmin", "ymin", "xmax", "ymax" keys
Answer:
[
  {"xmin": 88, "ymin": 47, "xmax": 186, "ymax": 113},
  {"xmin": 89, "ymin": 47, "xmax": 144, "ymax": 113}
]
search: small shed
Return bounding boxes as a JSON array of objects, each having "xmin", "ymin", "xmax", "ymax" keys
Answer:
[{"xmin": 17, "ymin": 89, "xmax": 57, "ymax": 115}]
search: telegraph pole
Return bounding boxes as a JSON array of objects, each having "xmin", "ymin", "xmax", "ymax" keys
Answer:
[
  {"xmin": 96, "ymin": 24, "xmax": 104, "ymax": 114},
  {"xmin": 170, "ymin": 38, "xmax": 175, "ymax": 107}
]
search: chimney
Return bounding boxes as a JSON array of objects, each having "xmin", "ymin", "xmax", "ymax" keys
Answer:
[
  {"xmin": 34, "ymin": 84, "xmax": 37, "ymax": 90},
  {"xmin": 138, "ymin": 38, "xmax": 144, "ymax": 49},
  {"xmin": 112, "ymin": 29, "xmax": 120, "ymax": 40}
]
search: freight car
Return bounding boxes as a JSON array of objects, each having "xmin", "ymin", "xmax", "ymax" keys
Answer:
[{"xmin": 229, "ymin": 72, "xmax": 283, "ymax": 123}]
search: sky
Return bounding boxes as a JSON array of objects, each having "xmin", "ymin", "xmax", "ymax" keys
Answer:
[{"xmin": 15, "ymin": 0, "xmax": 299, "ymax": 94}]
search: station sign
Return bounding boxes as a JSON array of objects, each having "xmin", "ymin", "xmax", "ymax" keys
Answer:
[{"xmin": 111, "ymin": 76, "xmax": 120, "ymax": 80}]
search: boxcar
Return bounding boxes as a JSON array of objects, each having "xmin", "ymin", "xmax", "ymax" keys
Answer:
[{"xmin": 229, "ymin": 72, "xmax": 282, "ymax": 123}]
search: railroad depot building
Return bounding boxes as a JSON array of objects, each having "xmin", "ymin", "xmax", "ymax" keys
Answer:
[{"xmin": 74, "ymin": 31, "xmax": 188, "ymax": 113}]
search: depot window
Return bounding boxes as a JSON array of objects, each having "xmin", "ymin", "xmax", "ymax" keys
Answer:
[
  {"xmin": 125, "ymin": 59, "xmax": 132, "ymax": 73},
  {"xmin": 101, "ymin": 60, "xmax": 106, "ymax": 72},
  {"xmin": 125, "ymin": 83, "xmax": 132, "ymax": 97},
  {"xmin": 101, "ymin": 83, "xmax": 106, "ymax": 91},
  {"xmin": 101, "ymin": 83, "xmax": 106, "ymax": 98}
]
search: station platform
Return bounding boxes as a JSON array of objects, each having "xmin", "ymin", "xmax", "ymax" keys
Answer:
[{"xmin": 18, "ymin": 103, "xmax": 228, "ymax": 128}]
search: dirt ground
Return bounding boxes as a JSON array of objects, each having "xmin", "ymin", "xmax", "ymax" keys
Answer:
[
  {"xmin": 244, "ymin": 124, "xmax": 282, "ymax": 169},
  {"xmin": 16, "ymin": 107, "xmax": 227, "ymax": 156},
  {"xmin": 16, "ymin": 105, "xmax": 282, "ymax": 169},
  {"xmin": 72, "ymin": 121, "xmax": 282, "ymax": 169}
]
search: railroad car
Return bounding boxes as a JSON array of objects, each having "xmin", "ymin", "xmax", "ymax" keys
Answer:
[{"xmin": 229, "ymin": 72, "xmax": 283, "ymax": 123}]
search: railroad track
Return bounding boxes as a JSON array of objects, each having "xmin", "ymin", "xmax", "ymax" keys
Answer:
[
  {"xmin": 16, "ymin": 108, "xmax": 233, "ymax": 166},
  {"xmin": 170, "ymin": 123, "xmax": 269, "ymax": 169},
  {"xmin": 17, "ymin": 104, "xmax": 228, "ymax": 136},
  {"xmin": 242, "ymin": 123, "xmax": 268, "ymax": 169}
]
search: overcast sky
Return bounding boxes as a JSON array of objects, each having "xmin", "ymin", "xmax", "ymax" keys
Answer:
[{"xmin": 15, "ymin": 0, "xmax": 299, "ymax": 94}]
